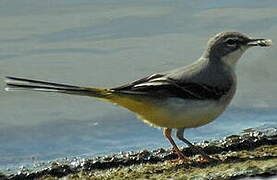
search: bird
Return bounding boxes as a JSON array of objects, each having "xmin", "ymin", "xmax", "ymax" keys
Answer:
[{"xmin": 5, "ymin": 32, "xmax": 272, "ymax": 161}]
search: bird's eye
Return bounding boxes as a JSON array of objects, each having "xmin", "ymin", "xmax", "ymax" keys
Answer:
[{"xmin": 225, "ymin": 39, "xmax": 237, "ymax": 46}]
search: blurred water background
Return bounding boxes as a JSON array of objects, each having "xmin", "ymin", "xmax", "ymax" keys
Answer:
[{"xmin": 0, "ymin": 0, "xmax": 277, "ymax": 173}]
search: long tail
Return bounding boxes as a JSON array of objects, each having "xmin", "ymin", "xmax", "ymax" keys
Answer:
[{"xmin": 5, "ymin": 76, "xmax": 110, "ymax": 98}]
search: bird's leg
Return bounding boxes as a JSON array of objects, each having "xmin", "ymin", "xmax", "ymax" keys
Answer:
[
  {"xmin": 163, "ymin": 128, "xmax": 189, "ymax": 161},
  {"xmin": 176, "ymin": 128, "xmax": 216, "ymax": 162}
]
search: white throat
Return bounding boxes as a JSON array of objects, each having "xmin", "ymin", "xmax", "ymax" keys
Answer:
[{"xmin": 221, "ymin": 47, "xmax": 248, "ymax": 69}]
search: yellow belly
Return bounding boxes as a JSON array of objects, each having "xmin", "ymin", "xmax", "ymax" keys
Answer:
[{"xmin": 108, "ymin": 94, "xmax": 227, "ymax": 129}]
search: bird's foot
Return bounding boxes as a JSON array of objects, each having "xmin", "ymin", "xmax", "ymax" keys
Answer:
[
  {"xmin": 170, "ymin": 148, "xmax": 192, "ymax": 163},
  {"xmin": 195, "ymin": 155, "xmax": 221, "ymax": 163}
]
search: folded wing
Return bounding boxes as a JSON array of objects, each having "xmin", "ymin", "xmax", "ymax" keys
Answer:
[{"xmin": 111, "ymin": 74, "xmax": 231, "ymax": 100}]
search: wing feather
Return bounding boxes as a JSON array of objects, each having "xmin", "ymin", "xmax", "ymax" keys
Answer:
[{"xmin": 111, "ymin": 74, "xmax": 231, "ymax": 100}]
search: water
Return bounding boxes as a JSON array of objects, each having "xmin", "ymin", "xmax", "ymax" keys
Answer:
[{"xmin": 1, "ymin": 0, "xmax": 277, "ymax": 172}]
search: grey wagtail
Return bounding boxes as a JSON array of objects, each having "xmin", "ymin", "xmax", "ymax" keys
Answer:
[{"xmin": 5, "ymin": 32, "xmax": 272, "ymax": 161}]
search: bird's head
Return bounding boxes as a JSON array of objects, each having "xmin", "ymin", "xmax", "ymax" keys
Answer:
[{"xmin": 204, "ymin": 32, "xmax": 272, "ymax": 68}]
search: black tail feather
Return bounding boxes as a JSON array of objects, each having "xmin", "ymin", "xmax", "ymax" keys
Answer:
[
  {"xmin": 5, "ymin": 76, "xmax": 79, "ymax": 88},
  {"xmin": 5, "ymin": 76, "xmax": 108, "ymax": 97}
]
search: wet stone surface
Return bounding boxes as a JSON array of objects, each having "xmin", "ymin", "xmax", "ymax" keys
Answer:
[{"xmin": 1, "ymin": 128, "xmax": 277, "ymax": 180}]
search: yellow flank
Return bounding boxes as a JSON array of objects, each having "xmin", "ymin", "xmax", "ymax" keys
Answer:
[
  {"xmin": 106, "ymin": 93, "xmax": 170, "ymax": 127},
  {"xmin": 92, "ymin": 89, "xmax": 226, "ymax": 129}
]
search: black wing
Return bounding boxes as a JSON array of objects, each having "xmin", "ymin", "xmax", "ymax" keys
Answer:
[
  {"xmin": 111, "ymin": 74, "xmax": 232, "ymax": 100},
  {"xmin": 111, "ymin": 73, "xmax": 164, "ymax": 91}
]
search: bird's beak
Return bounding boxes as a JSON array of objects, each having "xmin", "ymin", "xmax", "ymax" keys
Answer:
[{"xmin": 247, "ymin": 38, "xmax": 272, "ymax": 47}]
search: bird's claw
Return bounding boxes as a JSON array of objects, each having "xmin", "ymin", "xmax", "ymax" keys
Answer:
[{"xmin": 196, "ymin": 155, "xmax": 221, "ymax": 163}]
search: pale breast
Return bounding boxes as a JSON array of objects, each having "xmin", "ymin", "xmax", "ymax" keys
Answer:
[{"xmin": 138, "ymin": 97, "xmax": 228, "ymax": 128}]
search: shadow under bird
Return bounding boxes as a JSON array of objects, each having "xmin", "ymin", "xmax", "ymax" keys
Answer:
[{"xmin": 5, "ymin": 32, "xmax": 272, "ymax": 161}]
